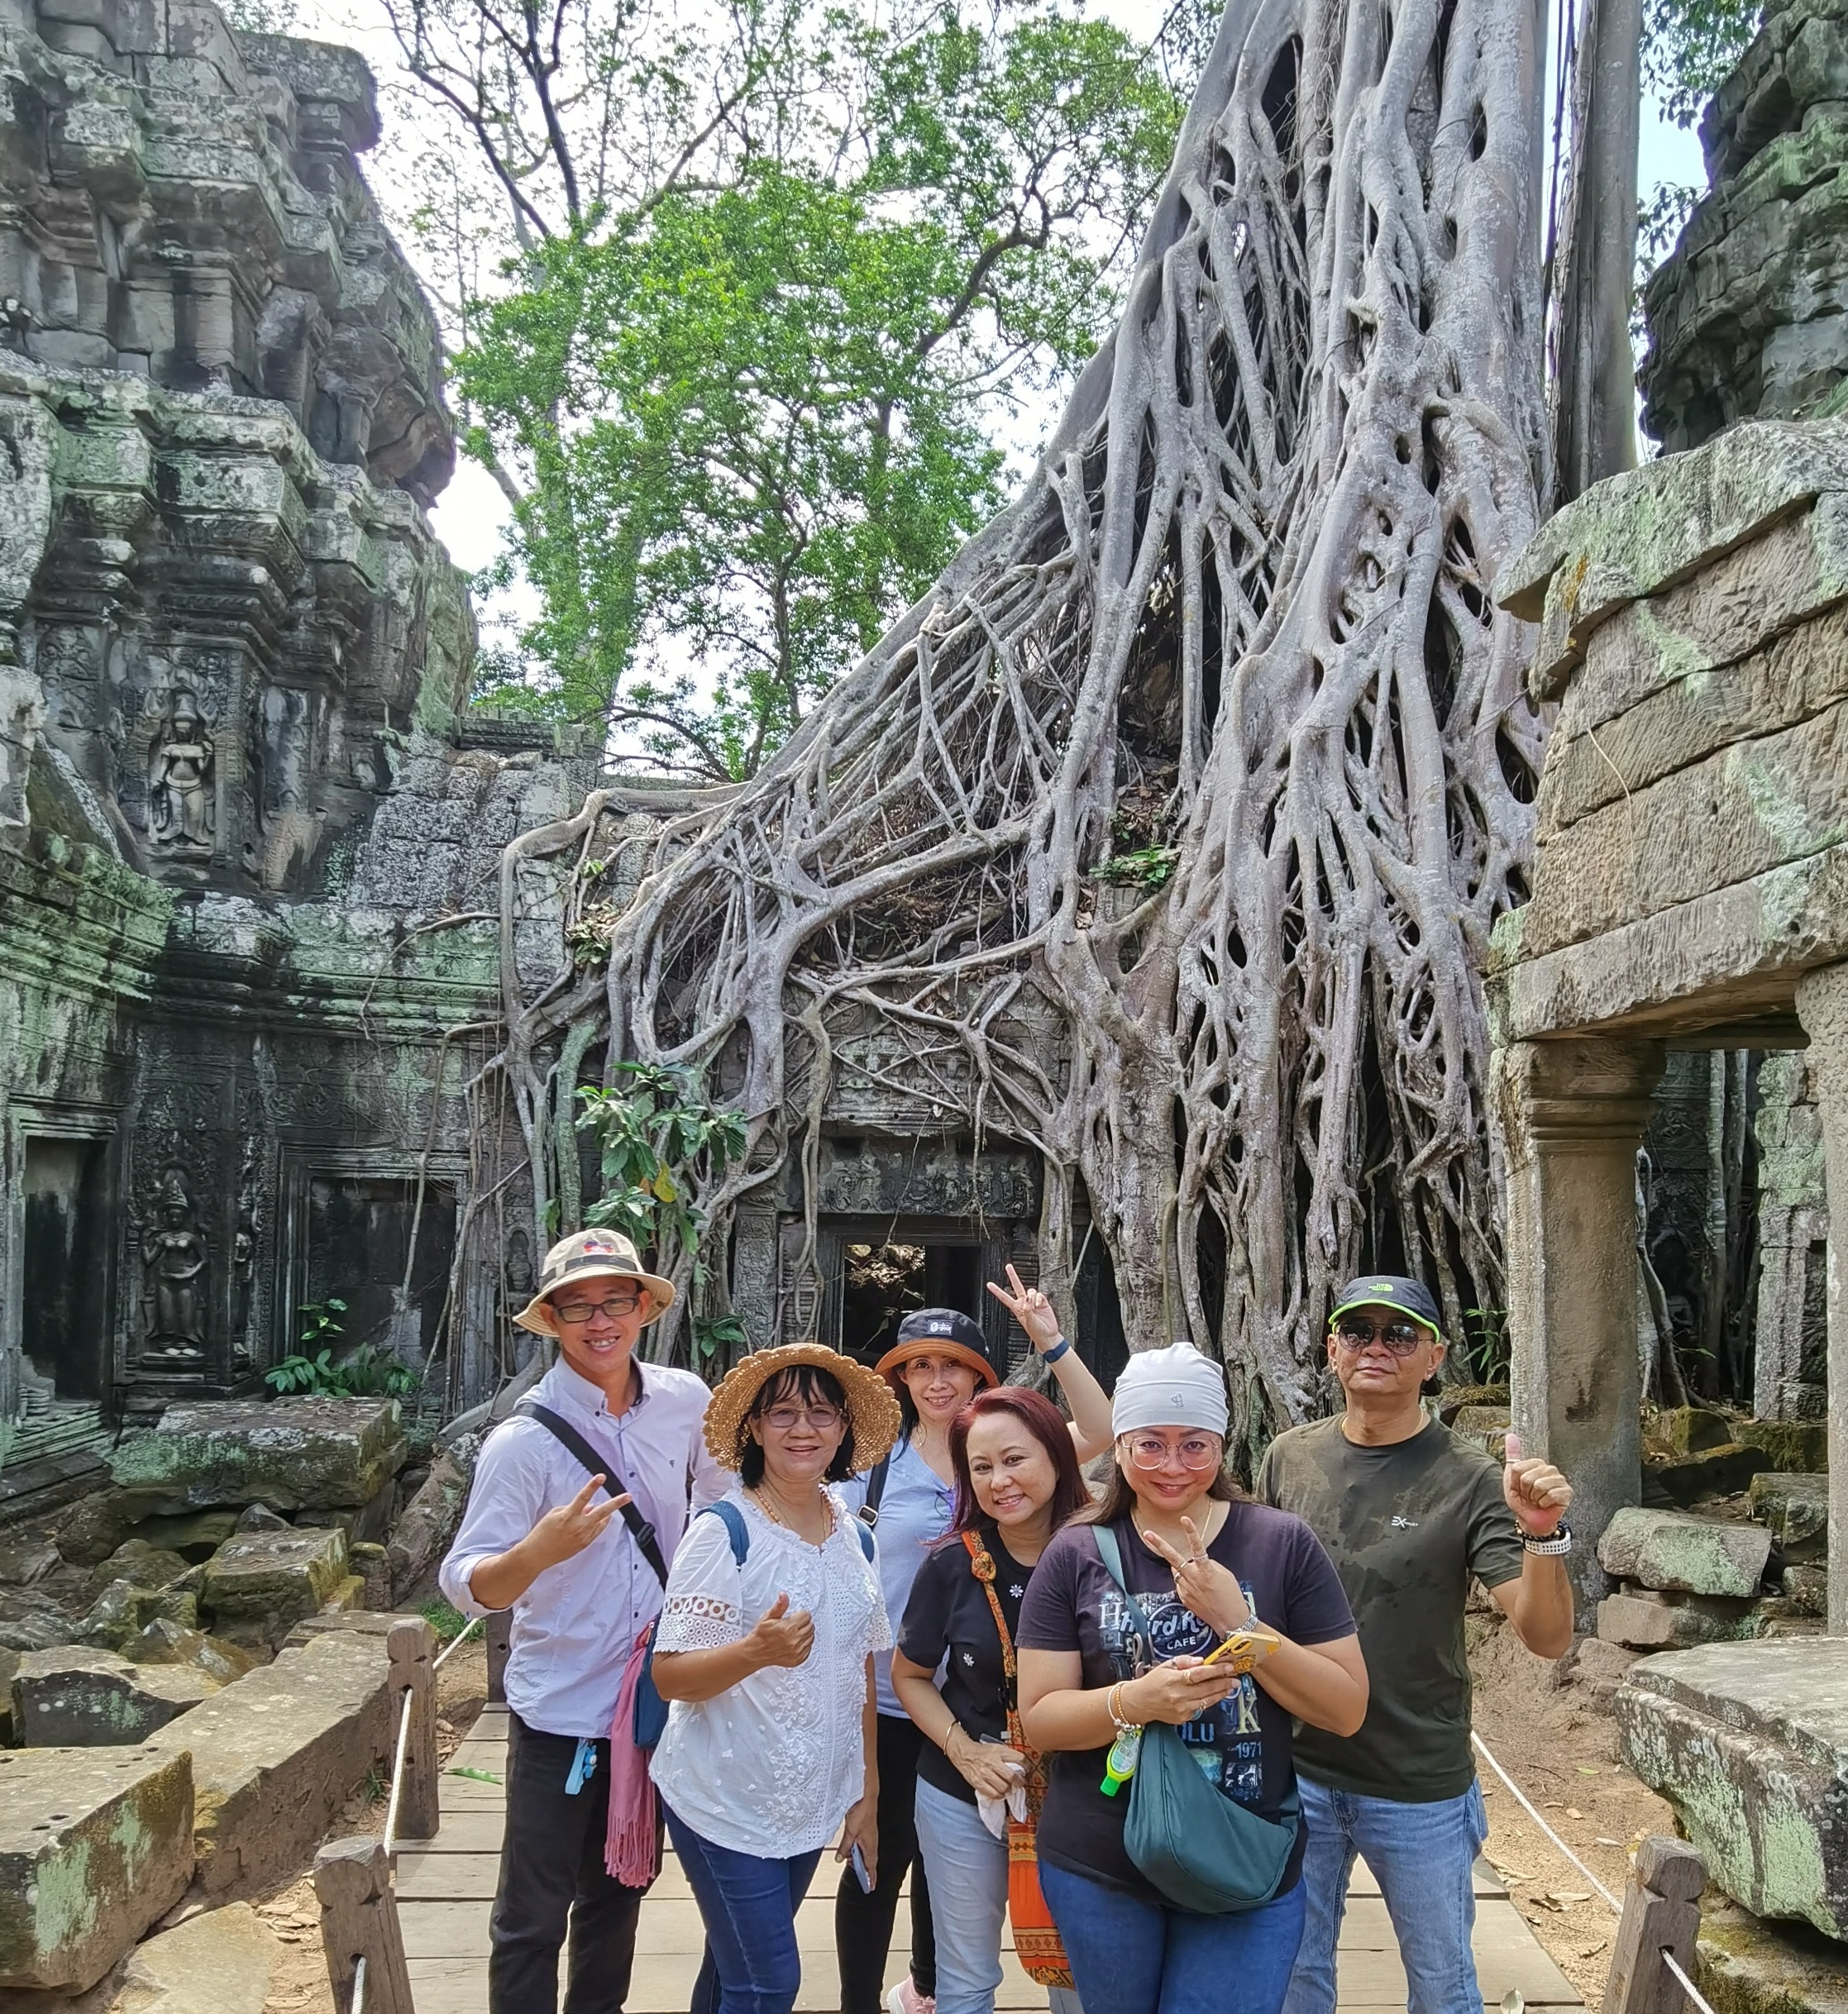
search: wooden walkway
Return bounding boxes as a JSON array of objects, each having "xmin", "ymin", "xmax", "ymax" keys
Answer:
[{"xmin": 396, "ymin": 1706, "xmax": 1583, "ymax": 2013}]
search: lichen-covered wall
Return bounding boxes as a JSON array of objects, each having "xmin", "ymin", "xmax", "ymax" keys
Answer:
[
  {"xmin": 0, "ymin": 0, "xmax": 595, "ymax": 1452},
  {"xmin": 1641, "ymin": 0, "xmax": 1848, "ymax": 450}
]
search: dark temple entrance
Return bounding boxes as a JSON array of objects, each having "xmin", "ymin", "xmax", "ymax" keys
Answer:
[{"xmin": 21, "ymin": 1135, "xmax": 110, "ymax": 1402}]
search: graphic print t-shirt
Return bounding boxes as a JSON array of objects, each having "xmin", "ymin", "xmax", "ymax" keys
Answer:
[{"xmin": 1015, "ymin": 1504, "xmax": 1354, "ymax": 1902}]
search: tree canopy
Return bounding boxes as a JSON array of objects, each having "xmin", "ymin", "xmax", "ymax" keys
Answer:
[{"xmin": 385, "ymin": 0, "xmax": 1196, "ymax": 776}]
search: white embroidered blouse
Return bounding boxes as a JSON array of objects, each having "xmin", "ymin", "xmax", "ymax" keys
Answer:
[{"xmin": 648, "ymin": 1486, "xmax": 891, "ymax": 1859}]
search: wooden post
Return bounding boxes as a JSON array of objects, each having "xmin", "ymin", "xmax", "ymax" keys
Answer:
[
  {"xmin": 386, "ymin": 1616, "xmax": 440, "ymax": 1843},
  {"xmin": 313, "ymin": 1836, "xmax": 414, "ymax": 2014},
  {"xmin": 485, "ymin": 1608, "xmax": 512, "ymax": 1704},
  {"xmin": 1602, "ymin": 1836, "xmax": 1706, "ymax": 2014}
]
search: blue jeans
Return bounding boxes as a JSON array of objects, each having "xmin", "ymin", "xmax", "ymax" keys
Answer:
[
  {"xmin": 1282, "ymin": 1776, "xmax": 1488, "ymax": 2014},
  {"xmin": 913, "ymin": 1776, "xmax": 1084, "ymax": 2014},
  {"xmin": 1039, "ymin": 1858, "xmax": 1306, "ymax": 2014},
  {"xmin": 664, "ymin": 1803, "xmax": 823, "ymax": 2014}
]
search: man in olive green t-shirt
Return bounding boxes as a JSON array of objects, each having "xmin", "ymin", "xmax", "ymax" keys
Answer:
[{"xmin": 1257, "ymin": 1275, "xmax": 1575, "ymax": 2014}]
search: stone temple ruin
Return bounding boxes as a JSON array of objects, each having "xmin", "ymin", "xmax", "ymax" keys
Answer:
[
  {"xmin": 0, "ymin": 0, "xmax": 1846, "ymax": 1993},
  {"xmin": 1484, "ymin": 0, "xmax": 1848, "ymax": 1967},
  {"xmin": 0, "ymin": 0, "xmax": 623, "ymax": 1504}
]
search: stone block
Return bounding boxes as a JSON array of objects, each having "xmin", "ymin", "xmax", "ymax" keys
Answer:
[
  {"xmin": 1597, "ymin": 1589, "xmax": 1764, "ymax": 1649},
  {"xmin": 202, "ymin": 1525, "xmax": 348, "ymax": 1644},
  {"xmin": 0, "ymin": 1587, "xmax": 79, "ymax": 1654},
  {"xmin": 1571, "ymin": 1633, "xmax": 1640, "ymax": 1702},
  {"xmin": 384, "ymin": 1442, "xmax": 473, "ymax": 1603},
  {"xmin": 1616, "ymin": 1639, "xmax": 1848, "ymax": 1938},
  {"xmin": 95, "ymin": 1898, "xmax": 281, "ymax": 2013},
  {"xmin": 0, "ymin": 1539, "xmax": 60, "ymax": 1585},
  {"xmin": 92, "ymin": 1539, "xmax": 190, "ymax": 1592},
  {"xmin": 1747, "ymin": 1472, "xmax": 1829, "ymax": 1559},
  {"xmin": 12, "ymin": 1647, "xmax": 216, "ymax": 1746},
  {"xmin": 128, "ymin": 1620, "xmax": 256, "ymax": 1684},
  {"xmin": 0, "ymin": 1745, "xmax": 194, "ymax": 1989},
  {"xmin": 109, "ymin": 1400, "xmax": 408, "ymax": 1514},
  {"xmin": 1783, "ymin": 1565, "xmax": 1827, "ymax": 1616},
  {"xmin": 79, "ymin": 1578, "xmax": 159, "ymax": 1652},
  {"xmin": 1449, "ymin": 1405, "xmax": 1510, "ymax": 1452},
  {"xmin": 1435, "ymin": 1383, "xmax": 1510, "ymax": 1425},
  {"xmin": 1599, "ymin": 1507, "xmax": 1774, "ymax": 1596},
  {"xmin": 140, "ymin": 1630, "xmax": 392, "ymax": 1893},
  {"xmin": 1697, "ymin": 1894, "xmax": 1848, "ymax": 2014},
  {"xmin": 1643, "ymin": 1444, "xmax": 1776, "ymax": 1507},
  {"xmin": 1737, "ymin": 1420, "xmax": 1830, "ymax": 1472},
  {"xmin": 1659, "ymin": 1406, "xmax": 1740, "ymax": 1455}
]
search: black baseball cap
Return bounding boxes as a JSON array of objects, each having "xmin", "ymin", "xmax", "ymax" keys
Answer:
[
  {"xmin": 1329, "ymin": 1275, "xmax": 1443, "ymax": 1336},
  {"xmin": 895, "ymin": 1306, "xmax": 990, "ymax": 1355}
]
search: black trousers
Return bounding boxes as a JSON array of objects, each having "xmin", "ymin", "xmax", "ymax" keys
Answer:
[
  {"xmin": 834, "ymin": 1711, "xmax": 937, "ymax": 2014},
  {"xmin": 489, "ymin": 1713, "xmax": 652, "ymax": 2014}
]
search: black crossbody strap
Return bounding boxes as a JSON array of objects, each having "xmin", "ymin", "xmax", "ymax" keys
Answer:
[
  {"xmin": 857, "ymin": 1452, "xmax": 892, "ymax": 1527},
  {"xmin": 516, "ymin": 1401, "xmax": 670, "ymax": 1588}
]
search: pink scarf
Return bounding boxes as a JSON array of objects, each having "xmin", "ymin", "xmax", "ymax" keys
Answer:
[{"xmin": 605, "ymin": 1625, "xmax": 659, "ymax": 1888}]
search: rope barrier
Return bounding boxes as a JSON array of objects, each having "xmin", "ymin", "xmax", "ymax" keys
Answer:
[
  {"xmin": 1469, "ymin": 1730, "xmax": 1724, "ymax": 2014},
  {"xmin": 1470, "ymin": 1730, "xmax": 1624, "ymax": 1912},
  {"xmin": 381, "ymin": 1688, "xmax": 414, "ymax": 1858},
  {"xmin": 351, "ymin": 1953, "xmax": 367, "ymax": 2014},
  {"xmin": 1661, "ymin": 1945, "xmax": 1723, "ymax": 2014},
  {"xmin": 433, "ymin": 1615, "xmax": 482, "ymax": 1671}
]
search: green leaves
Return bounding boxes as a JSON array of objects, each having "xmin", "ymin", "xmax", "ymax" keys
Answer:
[
  {"xmin": 1643, "ymin": 0, "xmax": 1760, "ymax": 130},
  {"xmin": 452, "ymin": 0, "xmax": 1186, "ymax": 777},
  {"xmin": 575, "ymin": 1062, "xmax": 747, "ymax": 1262},
  {"xmin": 265, "ymin": 1343, "xmax": 420, "ymax": 1399}
]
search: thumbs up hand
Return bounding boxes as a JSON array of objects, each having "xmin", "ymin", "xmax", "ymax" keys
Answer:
[
  {"xmin": 747, "ymin": 1591, "xmax": 815, "ymax": 1669},
  {"xmin": 1501, "ymin": 1430, "xmax": 1573, "ymax": 1536}
]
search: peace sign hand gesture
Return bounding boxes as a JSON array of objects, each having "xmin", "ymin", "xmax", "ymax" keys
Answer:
[
  {"xmin": 1139, "ymin": 1516, "xmax": 1252, "ymax": 1636},
  {"xmin": 986, "ymin": 1265, "xmax": 1061, "ymax": 1354},
  {"xmin": 525, "ymin": 1475, "xmax": 630, "ymax": 1574}
]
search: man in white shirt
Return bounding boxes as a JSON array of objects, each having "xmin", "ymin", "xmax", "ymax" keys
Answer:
[{"xmin": 442, "ymin": 1228, "xmax": 724, "ymax": 2014}]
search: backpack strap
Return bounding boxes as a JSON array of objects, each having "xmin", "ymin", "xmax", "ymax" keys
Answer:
[
  {"xmin": 857, "ymin": 1453, "xmax": 892, "ymax": 1529},
  {"xmin": 1091, "ymin": 1523, "xmax": 1158, "ymax": 1668},
  {"xmin": 701, "ymin": 1495, "xmax": 874, "ymax": 1565},
  {"xmin": 515, "ymin": 1401, "xmax": 669, "ymax": 1588},
  {"xmin": 701, "ymin": 1498, "xmax": 751, "ymax": 1565}
]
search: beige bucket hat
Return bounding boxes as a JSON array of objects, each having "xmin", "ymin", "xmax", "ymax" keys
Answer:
[
  {"xmin": 702, "ymin": 1341, "xmax": 904, "ymax": 1473},
  {"xmin": 514, "ymin": 1228, "xmax": 676, "ymax": 1336}
]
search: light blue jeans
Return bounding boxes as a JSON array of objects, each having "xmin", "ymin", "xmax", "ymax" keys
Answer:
[
  {"xmin": 913, "ymin": 1776, "xmax": 1084, "ymax": 2014},
  {"xmin": 1282, "ymin": 1776, "xmax": 1489, "ymax": 2014}
]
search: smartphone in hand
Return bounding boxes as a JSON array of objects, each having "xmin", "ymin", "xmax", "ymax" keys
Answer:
[{"xmin": 850, "ymin": 1843, "xmax": 874, "ymax": 1894}]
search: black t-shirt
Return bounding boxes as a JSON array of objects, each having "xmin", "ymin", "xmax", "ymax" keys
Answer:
[
  {"xmin": 898, "ymin": 1529, "xmax": 1033, "ymax": 1807},
  {"xmin": 1015, "ymin": 1502, "xmax": 1355, "ymax": 1903}
]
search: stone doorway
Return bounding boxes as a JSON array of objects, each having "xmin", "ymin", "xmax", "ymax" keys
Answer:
[
  {"xmin": 21, "ymin": 1134, "xmax": 111, "ymax": 1403},
  {"xmin": 301, "ymin": 1174, "xmax": 457, "ymax": 1373},
  {"xmin": 817, "ymin": 1216, "xmax": 1010, "ymax": 1372}
]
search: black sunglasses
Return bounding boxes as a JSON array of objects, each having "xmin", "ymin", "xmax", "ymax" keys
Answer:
[{"xmin": 1330, "ymin": 1316, "xmax": 1428, "ymax": 1355}]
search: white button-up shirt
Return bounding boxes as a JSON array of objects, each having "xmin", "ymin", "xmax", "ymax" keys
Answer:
[{"xmin": 441, "ymin": 1356, "xmax": 726, "ymax": 1737}]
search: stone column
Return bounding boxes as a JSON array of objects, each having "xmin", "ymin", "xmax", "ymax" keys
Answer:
[
  {"xmin": 1795, "ymin": 963, "xmax": 1848, "ymax": 1635},
  {"xmin": 1493, "ymin": 1034, "xmax": 1665, "ymax": 1610}
]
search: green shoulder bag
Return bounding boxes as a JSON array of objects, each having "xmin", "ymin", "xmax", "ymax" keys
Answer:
[{"xmin": 1093, "ymin": 1523, "xmax": 1300, "ymax": 1915}]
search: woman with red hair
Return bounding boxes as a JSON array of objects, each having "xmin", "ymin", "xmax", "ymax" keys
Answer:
[{"xmin": 891, "ymin": 1388, "xmax": 1090, "ymax": 2014}]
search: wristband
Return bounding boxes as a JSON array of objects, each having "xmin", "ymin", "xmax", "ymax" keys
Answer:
[
  {"xmin": 1041, "ymin": 1336, "xmax": 1072, "ymax": 1365},
  {"xmin": 1522, "ymin": 1522, "xmax": 1573, "ymax": 1556}
]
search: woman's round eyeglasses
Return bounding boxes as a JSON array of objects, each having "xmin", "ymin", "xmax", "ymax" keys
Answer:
[
  {"xmin": 758, "ymin": 1404, "xmax": 844, "ymax": 1432},
  {"xmin": 1123, "ymin": 1432, "xmax": 1221, "ymax": 1471}
]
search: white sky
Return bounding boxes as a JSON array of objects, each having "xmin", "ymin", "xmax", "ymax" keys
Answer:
[{"xmin": 284, "ymin": 0, "xmax": 1711, "ymax": 653}]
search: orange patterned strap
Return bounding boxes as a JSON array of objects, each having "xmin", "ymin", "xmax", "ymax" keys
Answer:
[{"xmin": 961, "ymin": 1530, "xmax": 1017, "ymax": 1685}]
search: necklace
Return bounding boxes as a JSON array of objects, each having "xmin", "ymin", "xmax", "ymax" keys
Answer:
[{"xmin": 749, "ymin": 1484, "xmax": 832, "ymax": 1546}]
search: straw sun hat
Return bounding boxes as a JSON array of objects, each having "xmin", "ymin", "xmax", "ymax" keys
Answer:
[{"xmin": 703, "ymin": 1342, "xmax": 904, "ymax": 1474}]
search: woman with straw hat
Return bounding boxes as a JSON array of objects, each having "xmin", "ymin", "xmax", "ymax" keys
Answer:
[{"xmin": 649, "ymin": 1343, "xmax": 904, "ymax": 2014}]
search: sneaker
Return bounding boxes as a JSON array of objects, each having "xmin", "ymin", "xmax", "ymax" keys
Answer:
[{"xmin": 886, "ymin": 1982, "xmax": 935, "ymax": 2014}]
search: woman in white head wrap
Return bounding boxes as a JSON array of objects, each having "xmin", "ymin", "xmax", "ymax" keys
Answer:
[{"xmin": 1013, "ymin": 1344, "xmax": 1369, "ymax": 2014}]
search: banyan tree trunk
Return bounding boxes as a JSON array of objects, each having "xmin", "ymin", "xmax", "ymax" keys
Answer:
[{"xmin": 493, "ymin": 0, "xmax": 1550, "ymax": 1446}]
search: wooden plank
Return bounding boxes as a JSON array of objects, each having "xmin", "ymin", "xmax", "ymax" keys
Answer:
[
  {"xmin": 397, "ymin": 1898, "xmax": 492, "ymax": 1960},
  {"xmin": 408, "ymin": 1809, "xmax": 508, "ymax": 1853},
  {"xmin": 404, "ymin": 1955, "xmax": 487, "ymax": 2014},
  {"xmin": 394, "ymin": 1850, "xmax": 502, "ymax": 1902},
  {"xmin": 313, "ymin": 1835, "xmax": 415, "ymax": 2014}
]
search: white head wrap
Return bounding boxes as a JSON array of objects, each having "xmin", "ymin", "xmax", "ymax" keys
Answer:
[{"xmin": 1110, "ymin": 1342, "xmax": 1230, "ymax": 1438}]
